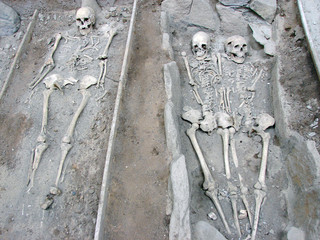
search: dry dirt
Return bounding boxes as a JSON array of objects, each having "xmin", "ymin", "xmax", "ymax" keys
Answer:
[{"xmin": 104, "ymin": 1, "xmax": 170, "ymax": 239}]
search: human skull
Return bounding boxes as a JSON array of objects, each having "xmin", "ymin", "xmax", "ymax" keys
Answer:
[
  {"xmin": 76, "ymin": 7, "xmax": 95, "ymax": 35},
  {"xmin": 192, "ymin": 31, "xmax": 210, "ymax": 60},
  {"xmin": 224, "ymin": 35, "xmax": 248, "ymax": 64}
]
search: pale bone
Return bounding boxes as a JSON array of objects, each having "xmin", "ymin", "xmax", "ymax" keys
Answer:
[
  {"xmin": 247, "ymin": 69, "xmax": 263, "ymax": 92},
  {"xmin": 253, "ymin": 113, "xmax": 275, "ymax": 190},
  {"xmin": 224, "ymin": 35, "xmax": 248, "ymax": 64},
  {"xmin": 186, "ymin": 123, "xmax": 231, "ymax": 234},
  {"xmin": 229, "ymin": 127, "xmax": 238, "ymax": 167},
  {"xmin": 192, "ymin": 31, "xmax": 210, "ymax": 60},
  {"xmin": 181, "ymin": 51, "xmax": 198, "ymax": 86},
  {"xmin": 218, "ymin": 88, "xmax": 225, "ymax": 111},
  {"xmin": 55, "ymin": 76, "xmax": 97, "ymax": 186},
  {"xmin": 251, "ymin": 189, "xmax": 266, "ymax": 240},
  {"xmin": 229, "ymin": 182, "xmax": 241, "ymax": 237},
  {"xmin": 216, "ymin": 112, "xmax": 233, "ymax": 179},
  {"xmin": 181, "ymin": 108, "xmax": 202, "ymax": 124},
  {"xmin": 29, "ymin": 33, "xmax": 63, "ymax": 89},
  {"xmin": 193, "ymin": 86, "xmax": 204, "ymax": 105},
  {"xmin": 226, "ymin": 87, "xmax": 232, "ymax": 113},
  {"xmin": 239, "ymin": 174, "xmax": 253, "ymax": 227},
  {"xmin": 97, "ymin": 28, "xmax": 117, "ymax": 88},
  {"xmin": 217, "ymin": 128, "xmax": 230, "ymax": 179},
  {"xmin": 223, "ymin": 88, "xmax": 228, "ymax": 112},
  {"xmin": 199, "ymin": 112, "xmax": 217, "ymax": 133},
  {"xmin": 217, "ymin": 52, "xmax": 222, "ymax": 76},
  {"xmin": 76, "ymin": 7, "xmax": 95, "ymax": 35},
  {"xmin": 27, "ymin": 75, "xmax": 64, "ymax": 190}
]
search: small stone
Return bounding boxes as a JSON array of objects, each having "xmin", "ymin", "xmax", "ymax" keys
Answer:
[
  {"xmin": 41, "ymin": 196, "xmax": 54, "ymax": 210},
  {"xmin": 110, "ymin": 7, "xmax": 117, "ymax": 12},
  {"xmin": 238, "ymin": 209, "xmax": 247, "ymax": 220},
  {"xmin": 308, "ymin": 132, "xmax": 316, "ymax": 137},
  {"xmin": 207, "ymin": 212, "xmax": 218, "ymax": 220},
  {"xmin": 269, "ymin": 229, "xmax": 275, "ymax": 234},
  {"xmin": 50, "ymin": 187, "xmax": 62, "ymax": 196}
]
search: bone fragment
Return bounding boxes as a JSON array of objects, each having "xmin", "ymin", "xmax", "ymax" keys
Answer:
[
  {"xmin": 193, "ymin": 87, "xmax": 203, "ymax": 105},
  {"xmin": 181, "ymin": 51, "xmax": 198, "ymax": 86},
  {"xmin": 217, "ymin": 128, "xmax": 231, "ymax": 179},
  {"xmin": 217, "ymin": 52, "xmax": 222, "ymax": 76},
  {"xmin": 29, "ymin": 33, "xmax": 63, "ymax": 89},
  {"xmin": 99, "ymin": 28, "xmax": 117, "ymax": 60},
  {"xmin": 186, "ymin": 123, "xmax": 231, "ymax": 234},
  {"xmin": 229, "ymin": 182, "xmax": 241, "ymax": 237},
  {"xmin": 251, "ymin": 189, "xmax": 266, "ymax": 240},
  {"xmin": 218, "ymin": 88, "xmax": 225, "ymax": 112},
  {"xmin": 226, "ymin": 87, "xmax": 232, "ymax": 113},
  {"xmin": 229, "ymin": 127, "xmax": 238, "ymax": 167}
]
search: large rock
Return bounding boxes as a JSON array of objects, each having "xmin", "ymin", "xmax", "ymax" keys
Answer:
[
  {"xmin": 169, "ymin": 155, "xmax": 191, "ymax": 240},
  {"xmin": 163, "ymin": 61, "xmax": 182, "ymax": 109},
  {"xmin": 216, "ymin": 3, "xmax": 249, "ymax": 36},
  {"xmin": 162, "ymin": 0, "xmax": 219, "ymax": 31},
  {"xmin": 194, "ymin": 221, "xmax": 227, "ymax": 240},
  {"xmin": 250, "ymin": 0, "xmax": 277, "ymax": 23},
  {"xmin": 161, "ymin": 0, "xmax": 193, "ymax": 17},
  {"xmin": 249, "ymin": 23, "xmax": 276, "ymax": 56},
  {"xmin": 0, "ymin": 1, "xmax": 20, "ymax": 36}
]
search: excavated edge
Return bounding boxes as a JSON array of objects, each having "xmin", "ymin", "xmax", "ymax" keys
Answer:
[
  {"xmin": 0, "ymin": 9, "xmax": 39, "ymax": 101},
  {"xmin": 297, "ymin": 0, "xmax": 320, "ymax": 80},
  {"xmin": 94, "ymin": 0, "xmax": 138, "ymax": 239}
]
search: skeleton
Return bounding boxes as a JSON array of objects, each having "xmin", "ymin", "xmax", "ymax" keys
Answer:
[
  {"xmin": 27, "ymin": 74, "xmax": 76, "ymax": 191},
  {"xmin": 97, "ymin": 28, "xmax": 117, "ymax": 88},
  {"xmin": 76, "ymin": 7, "xmax": 96, "ymax": 35},
  {"xmin": 29, "ymin": 33, "xmax": 63, "ymax": 89},
  {"xmin": 225, "ymin": 35, "xmax": 248, "ymax": 64},
  {"xmin": 250, "ymin": 113, "xmax": 275, "ymax": 240},
  {"xmin": 55, "ymin": 75, "xmax": 97, "ymax": 187}
]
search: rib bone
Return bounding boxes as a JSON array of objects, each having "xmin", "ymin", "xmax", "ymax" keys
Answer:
[
  {"xmin": 186, "ymin": 123, "xmax": 231, "ymax": 234},
  {"xmin": 29, "ymin": 33, "xmax": 63, "ymax": 89}
]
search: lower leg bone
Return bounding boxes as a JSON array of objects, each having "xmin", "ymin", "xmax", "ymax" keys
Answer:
[
  {"xmin": 55, "ymin": 90, "xmax": 91, "ymax": 186},
  {"xmin": 186, "ymin": 123, "xmax": 231, "ymax": 234},
  {"xmin": 256, "ymin": 131, "xmax": 270, "ymax": 190},
  {"xmin": 229, "ymin": 182, "xmax": 241, "ymax": 237},
  {"xmin": 251, "ymin": 189, "xmax": 266, "ymax": 240}
]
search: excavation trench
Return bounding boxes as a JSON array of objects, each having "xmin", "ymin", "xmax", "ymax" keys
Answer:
[{"xmin": 104, "ymin": 1, "xmax": 169, "ymax": 239}]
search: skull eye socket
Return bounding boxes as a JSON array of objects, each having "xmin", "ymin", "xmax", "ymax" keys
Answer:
[
  {"xmin": 227, "ymin": 41, "xmax": 232, "ymax": 45},
  {"xmin": 194, "ymin": 44, "xmax": 198, "ymax": 49},
  {"xmin": 84, "ymin": 17, "xmax": 89, "ymax": 21},
  {"xmin": 76, "ymin": 18, "xmax": 82, "ymax": 22},
  {"xmin": 234, "ymin": 44, "xmax": 240, "ymax": 48},
  {"xmin": 202, "ymin": 44, "xmax": 207, "ymax": 50}
]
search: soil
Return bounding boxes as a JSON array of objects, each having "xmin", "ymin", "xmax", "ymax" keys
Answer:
[
  {"xmin": 104, "ymin": 1, "xmax": 170, "ymax": 239},
  {"xmin": 277, "ymin": 0, "xmax": 320, "ymax": 149}
]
